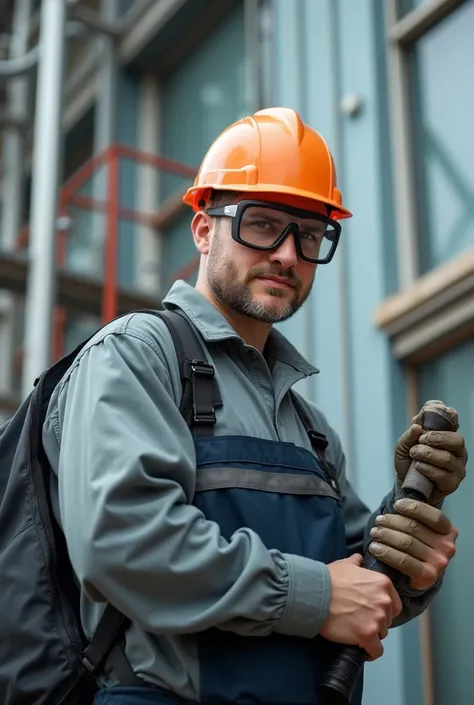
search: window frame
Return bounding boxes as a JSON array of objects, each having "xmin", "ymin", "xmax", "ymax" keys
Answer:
[
  {"xmin": 378, "ymin": 0, "xmax": 474, "ymax": 364},
  {"xmin": 383, "ymin": 5, "xmax": 473, "ymax": 704}
]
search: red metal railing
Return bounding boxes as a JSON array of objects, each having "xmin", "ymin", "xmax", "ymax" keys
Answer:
[{"xmin": 15, "ymin": 143, "xmax": 198, "ymax": 361}]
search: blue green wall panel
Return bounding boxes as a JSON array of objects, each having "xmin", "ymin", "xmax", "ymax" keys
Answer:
[
  {"xmin": 273, "ymin": 2, "xmax": 417, "ymax": 704},
  {"xmin": 418, "ymin": 340, "xmax": 474, "ymax": 705}
]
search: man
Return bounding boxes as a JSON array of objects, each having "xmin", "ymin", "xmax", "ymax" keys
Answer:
[{"xmin": 42, "ymin": 108, "xmax": 467, "ymax": 705}]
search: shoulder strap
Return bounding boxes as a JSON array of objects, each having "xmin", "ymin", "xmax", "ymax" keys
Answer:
[
  {"xmin": 36, "ymin": 308, "xmax": 222, "ymax": 438},
  {"xmin": 79, "ymin": 308, "xmax": 222, "ymax": 685},
  {"xmin": 156, "ymin": 310, "xmax": 222, "ymax": 437},
  {"xmin": 290, "ymin": 391, "xmax": 341, "ymax": 497}
]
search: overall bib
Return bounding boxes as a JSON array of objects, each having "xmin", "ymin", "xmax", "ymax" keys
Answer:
[{"xmin": 95, "ymin": 432, "xmax": 364, "ymax": 705}]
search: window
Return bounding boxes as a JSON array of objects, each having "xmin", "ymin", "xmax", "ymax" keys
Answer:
[
  {"xmin": 160, "ymin": 5, "xmax": 247, "ymax": 288},
  {"xmin": 417, "ymin": 339, "xmax": 474, "ymax": 705},
  {"xmin": 386, "ymin": 0, "xmax": 473, "ymax": 284},
  {"xmin": 63, "ymin": 314, "xmax": 101, "ymax": 355},
  {"xmin": 410, "ymin": 1, "xmax": 474, "ymax": 273},
  {"xmin": 377, "ymin": 1, "xmax": 474, "ymax": 370}
]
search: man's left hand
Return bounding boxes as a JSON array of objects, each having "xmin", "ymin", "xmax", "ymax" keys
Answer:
[
  {"xmin": 394, "ymin": 409, "xmax": 467, "ymax": 506},
  {"xmin": 368, "ymin": 499, "xmax": 458, "ymax": 591}
]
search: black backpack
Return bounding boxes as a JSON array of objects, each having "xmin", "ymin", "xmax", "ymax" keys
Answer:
[
  {"xmin": 0, "ymin": 307, "xmax": 334, "ymax": 705},
  {"xmin": 0, "ymin": 309, "xmax": 226, "ymax": 705}
]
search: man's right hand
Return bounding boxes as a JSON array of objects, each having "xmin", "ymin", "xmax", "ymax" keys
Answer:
[{"xmin": 320, "ymin": 553, "xmax": 402, "ymax": 660}]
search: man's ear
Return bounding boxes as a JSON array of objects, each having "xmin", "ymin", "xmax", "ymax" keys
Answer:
[{"xmin": 192, "ymin": 211, "xmax": 212, "ymax": 255}]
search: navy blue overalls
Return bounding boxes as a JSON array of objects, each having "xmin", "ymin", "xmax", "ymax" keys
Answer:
[{"xmin": 93, "ymin": 312, "xmax": 364, "ymax": 705}]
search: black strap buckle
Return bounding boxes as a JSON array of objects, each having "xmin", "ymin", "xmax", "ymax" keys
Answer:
[
  {"xmin": 81, "ymin": 653, "xmax": 98, "ymax": 676},
  {"xmin": 193, "ymin": 408, "xmax": 216, "ymax": 424},
  {"xmin": 307, "ymin": 430, "xmax": 329, "ymax": 451},
  {"xmin": 190, "ymin": 359, "xmax": 216, "ymax": 426},
  {"xmin": 190, "ymin": 360, "xmax": 215, "ymax": 378}
]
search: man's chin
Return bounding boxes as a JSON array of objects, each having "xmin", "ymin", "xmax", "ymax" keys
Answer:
[{"xmin": 248, "ymin": 296, "xmax": 298, "ymax": 323}]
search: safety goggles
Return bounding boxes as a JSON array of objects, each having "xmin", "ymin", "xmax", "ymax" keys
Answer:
[{"xmin": 205, "ymin": 199, "xmax": 341, "ymax": 264}]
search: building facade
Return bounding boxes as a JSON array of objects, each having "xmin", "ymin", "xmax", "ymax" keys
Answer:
[{"xmin": 0, "ymin": 1, "xmax": 473, "ymax": 704}]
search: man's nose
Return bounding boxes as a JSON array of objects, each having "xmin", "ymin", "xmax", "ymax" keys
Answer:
[{"xmin": 268, "ymin": 231, "xmax": 299, "ymax": 268}]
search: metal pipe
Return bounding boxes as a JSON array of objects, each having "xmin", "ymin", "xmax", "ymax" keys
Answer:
[
  {"xmin": 1, "ymin": 0, "xmax": 33, "ymax": 251},
  {"xmin": 0, "ymin": 0, "xmax": 34, "ymax": 401},
  {"xmin": 327, "ymin": 0, "xmax": 356, "ymax": 481},
  {"xmin": 103, "ymin": 148, "xmax": 120, "ymax": 323},
  {"xmin": 94, "ymin": 0, "xmax": 120, "ymax": 324},
  {"xmin": 0, "ymin": 45, "xmax": 38, "ymax": 78},
  {"xmin": 244, "ymin": 0, "xmax": 261, "ymax": 114},
  {"xmin": 22, "ymin": 0, "xmax": 67, "ymax": 396}
]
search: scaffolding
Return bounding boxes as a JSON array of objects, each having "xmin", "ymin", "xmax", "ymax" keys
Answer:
[{"xmin": 0, "ymin": 0, "xmax": 199, "ymax": 413}]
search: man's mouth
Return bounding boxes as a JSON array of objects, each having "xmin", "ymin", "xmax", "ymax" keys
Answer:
[{"xmin": 257, "ymin": 276, "xmax": 295, "ymax": 289}]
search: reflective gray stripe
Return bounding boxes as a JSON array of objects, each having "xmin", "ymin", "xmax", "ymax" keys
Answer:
[{"xmin": 195, "ymin": 467, "xmax": 338, "ymax": 499}]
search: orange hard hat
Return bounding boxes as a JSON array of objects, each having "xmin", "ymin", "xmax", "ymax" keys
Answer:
[{"xmin": 183, "ymin": 107, "xmax": 352, "ymax": 220}]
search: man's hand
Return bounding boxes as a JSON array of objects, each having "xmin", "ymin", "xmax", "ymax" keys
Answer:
[
  {"xmin": 394, "ymin": 408, "xmax": 467, "ymax": 506},
  {"xmin": 368, "ymin": 499, "xmax": 458, "ymax": 591},
  {"xmin": 320, "ymin": 553, "xmax": 402, "ymax": 661}
]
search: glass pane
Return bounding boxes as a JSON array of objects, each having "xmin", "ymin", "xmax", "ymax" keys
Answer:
[
  {"xmin": 66, "ymin": 205, "xmax": 104, "ymax": 280},
  {"xmin": 409, "ymin": 1, "xmax": 474, "ymax": 272},
  {"xmin": 160, "ymin": 7, "xmax": 247, "ymax": 285},
  {"xmin": 417, "ymin": 338, "xmax": 474, "ymax": 705},
  {"xmin": 161, "ymin": 211, "xmax": 197, "ymax": 293},
  {"xmin": 64, "ymin": 314, "xmax": 101, "ymax": 355},
  {"xmin": 399, "ymin": 0, "xmax": 429, "ymax": 16},
  {"xmin": 118, "ymin": 0, "xmax": 136, "ymax": 16},
  {"xmin": 162, "ymin": 5, "xmax": 247, "ymax": 183}
]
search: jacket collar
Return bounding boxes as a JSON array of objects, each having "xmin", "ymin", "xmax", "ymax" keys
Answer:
[{"xmin": 163, "ymin": 280, "xmax": 319, "ymax": 377}]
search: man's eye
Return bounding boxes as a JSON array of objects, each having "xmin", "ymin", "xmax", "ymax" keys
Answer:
[
  {"xmin": 252, "ymin": 220, "xmax": 274, "ymax": 229},
  {"xmin": 300, "ymin": 230, "xmax": 319, "ymax": 241}
]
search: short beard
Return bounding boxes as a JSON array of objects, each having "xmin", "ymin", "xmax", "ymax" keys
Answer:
[{"xmin": 206, "ymin": 234, "xmax": 312, "ymax": 324}]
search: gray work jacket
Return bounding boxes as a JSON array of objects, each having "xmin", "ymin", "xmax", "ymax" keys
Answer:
[{"xmin": 42, "ymin": 280, "xmax": 441, "ymax": 698}]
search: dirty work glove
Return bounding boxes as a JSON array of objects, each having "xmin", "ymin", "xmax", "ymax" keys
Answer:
[
  {"xmin": 368, "ymin": 499, "xmax": 458, "ymax": 591},
  {"xmin": 394, "ymin": 403, "xmax": 467, "ymax": 506}
]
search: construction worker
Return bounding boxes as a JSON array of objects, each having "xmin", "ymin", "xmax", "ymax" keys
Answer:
[{"xmin": 42, "ymin": 108, "xmax": 467, "ymax": 705}]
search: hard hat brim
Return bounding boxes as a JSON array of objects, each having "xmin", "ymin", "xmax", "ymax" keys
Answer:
[{"xmin": 184, "ymin": 184, "xmax": 353, "ymax": 220}]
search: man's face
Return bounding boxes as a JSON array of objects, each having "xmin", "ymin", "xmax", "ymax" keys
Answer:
[{"xmin": 202, "ymin": 198, "xmax": 326, "ymax": 324}]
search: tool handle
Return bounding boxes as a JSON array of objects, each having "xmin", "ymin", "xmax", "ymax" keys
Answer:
[
  {"xmin": 402, "ymin": 409, "xmax": 457, "ymax": 501},
  {"xmin": 318, "ymin": 403, "xmax": 457, "ymax": 705}
]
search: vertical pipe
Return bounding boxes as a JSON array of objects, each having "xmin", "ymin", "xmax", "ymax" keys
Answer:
[
  {"xmin": 259, "ymin": 0, "xmax": 275, "ymax": 109},
  {"xmin": 0, "ymin": 0, "xmax": 33, "ymax": 400},
  {"xmin": 95, "ymin": 0, "xmax": 119, "ymax": 321},
  {"xmin": 94, "ymin": 0, "xmax": 119, "ymax": 152},
  {"xmin": 21, "ymin": 0, "xmax": 66, "ymax": 396},
  {"xmin": 385, "ymin": 0, "xmax": 419, "ymax": 286},
  {"xmin": 327, "ymin": 0, "xmax": 356, "ymax": 479},
  {"xmin": 52, "ymin": 199, "xmax": 68, "ymax": 361},
  {"xmin": 1, "ymin": 0, "xmax": 33, "ymax": 251},
  {"xmin": 103, "ymin": 147, "xmax": 119, "ymax": 322},
  {"xmin": 244, "ymin": 0, "xmax": 262, "ymax": 113}
]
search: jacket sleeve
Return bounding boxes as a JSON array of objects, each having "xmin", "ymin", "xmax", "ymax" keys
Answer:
[
  {"xmin": 321, "ymin": 411, "xmax": 444, "ymax": 627},
  {"xmin": 42, "ymin": 324, "xmax": 332, "ymax": 640}
]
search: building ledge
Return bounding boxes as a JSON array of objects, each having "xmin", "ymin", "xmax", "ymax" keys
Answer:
[
  {"xmin": 0, "ymin": 251, "xmax": 162, "ymax": 317},
  {"xmin": 373, "ymin": 249, "xmax": 474, "ymax": 363}
]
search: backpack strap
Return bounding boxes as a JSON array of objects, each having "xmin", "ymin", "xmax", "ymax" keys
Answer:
[
  {"xmin": 37, "ymin": 308, "xmax": 222, "ymax": 437},
  {"xmin": 81, "ymin": 604, "xmax": 140, "ymax": 685},
  {"xmin": 79, "ymin": 308, "xmax": 222, "ymax": 684},
  {"xmin": 156, "ymin": 310, "xmax": 222, "ymax": 437},
  {"xmin": 290, "ymin": 391, "xmax": 341, "ymax": 498}
]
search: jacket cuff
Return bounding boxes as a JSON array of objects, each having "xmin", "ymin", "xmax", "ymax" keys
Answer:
[{"xmin": 276, "ymin": 554, "xmax": 331, "ymax": 639}]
